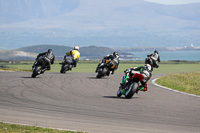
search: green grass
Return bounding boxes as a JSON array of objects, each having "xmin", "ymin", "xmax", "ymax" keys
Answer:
[
  {"xmin": 151, "ymin": 63, "xmax": 200, "ymax": 74},
  {"xmin": 156, "ymin": 72, "xmax": 200, "ymax": 95},
  {"xmin": 1, "ymin": 60, "xmax": 200, "ymax": 74},
  {"xmin": 0, "ymin": 122, "xmax": 85, "ymax": 133}
]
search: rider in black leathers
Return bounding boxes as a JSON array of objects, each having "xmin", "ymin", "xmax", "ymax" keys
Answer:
[
  {"xmin": 33, "ymin": 49, "xmax": 55, "ymax": 72},
  {"xmin": 96, "ymin": 51, "xmax": 120, "ymax": 75}
]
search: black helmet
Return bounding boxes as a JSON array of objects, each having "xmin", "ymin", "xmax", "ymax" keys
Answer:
[
  {"xmin": 145, "ymin": 57, "xmax": 153, "ymax": 66},
  {"xmin": 113, "ymin": 51, "xmax": 118, "ymax": 56},
  {"xmin": 48, "ymin": 49, "xmax": 53, "ymax": 54},
  {"xmin": 154, "ymin": 50, "xmax": 158, "ymax": 54}
]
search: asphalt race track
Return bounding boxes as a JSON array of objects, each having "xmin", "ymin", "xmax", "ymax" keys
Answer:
[{"xmin": 0, "ymin": 71, "xmax": 200, "ymax": 133}]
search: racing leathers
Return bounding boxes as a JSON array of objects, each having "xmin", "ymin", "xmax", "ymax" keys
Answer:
[
  {"xmin": 147, "ymin": 52, "xmax": 160, "ymax": 68},
  {"xmin": 96, "ymin": 53, "xmax": 119, "ymax": 75},
  {"xmin": 64, "ymin": 49, "xmax": 80, "ymax": 67},
  {"xmin": 33, "ymin": 49, "xmax": 55, "ymax": 71},
  {"xmin": 122, "ymin": 64, "xmax": 152, "ymax": 92}
]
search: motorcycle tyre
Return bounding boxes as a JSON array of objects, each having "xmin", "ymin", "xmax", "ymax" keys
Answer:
[
  {"xmin": 60, "ymin": 64, "xmax": 69, "ymax": 73},
  {"xmin": 31, "ymin": 66, "xmax": 41, "ymax": 78},
  {"xmin": 96, "ymin": 68, "xmax": 108, "ymax": 78},
  {"xmin": 117, "ymin": 90, "xmax": 122, "ymax": 97},
  {"xmin": 125, "ymin": 82, "xmax": 138, "ymax": 99}
]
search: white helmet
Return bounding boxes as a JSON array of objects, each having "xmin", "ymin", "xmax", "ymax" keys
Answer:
[
  {"xmin": 145, "ymin": 64, "xmax": 151, "ymax": 71},
  {"xmin": 74, "ymin": 45, "xmax": 79, "ymax": 51}
]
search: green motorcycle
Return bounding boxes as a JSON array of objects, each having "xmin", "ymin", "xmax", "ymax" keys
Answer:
[{"xmin": 117, "ymin": 70, "xmax": 145, "ymax": 99}]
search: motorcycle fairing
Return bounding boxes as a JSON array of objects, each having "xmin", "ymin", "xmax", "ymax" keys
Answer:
[
  {"xmin": 132, "ymin": 73, "xmax": 145, "ymax": 81},
  {"xmin": 105, "ymin": 60, "xmax": 115, "ymax": 69}
]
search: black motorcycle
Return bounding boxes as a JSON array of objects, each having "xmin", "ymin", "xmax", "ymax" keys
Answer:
[
  {"xmin": 60, "ymin": 56, "xmax": 73, "ymax": 73},
  {"xmin": 145, "ymin": 56, "xmax": 159, "ymax": 70},
  {"xmin": 96, "ymin": 60, "xmax": 115, "ymax": 78},
  {"xmin": 31, "ymin": 56, "xmax": 48, "ymax": 78}
]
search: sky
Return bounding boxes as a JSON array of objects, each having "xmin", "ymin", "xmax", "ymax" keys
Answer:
[{"xmin": 144, "ymin": 0, "xmax": 200, "ymax": 5}]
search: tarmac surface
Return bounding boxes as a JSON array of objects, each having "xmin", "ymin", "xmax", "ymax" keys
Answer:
[{"xmin": 0, "ymin": 71, "xmax": 200, "ymax": 133}]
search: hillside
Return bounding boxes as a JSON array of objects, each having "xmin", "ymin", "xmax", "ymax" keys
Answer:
[
  {"xmin": 0, "ymin": 45, "xmax": 118, "ymax": 60},
  {"xmin": 0, "ymin": 50, "xmax": 37, "ymax": 60},
  {"xmin": 1, "ymin": 44, "xmax": 199, "ymax": 61},
  {"xmin": 17, "ymin": 45, "xmax": 122, "ymax": 60},
  {"xmin": 0, "ymin": 0, "xmax": 200, "ymax": 49}
]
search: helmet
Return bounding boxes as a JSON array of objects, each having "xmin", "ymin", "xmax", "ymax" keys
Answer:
[
  {"xmin": 113, "ymin": 51, "xmax": 118, "ymax": 56},
  {"xmin": 47, "ymin": 49, "xmax": 53, "ymax": 53},
  {"xmin": 145, "ymin": 64, "xmax": 151, "ymax": 71},
  {"xmin": 73, "ymin": 45, "xmax": 79, "ymax": 51},
  {"xmin": 154, "ymin": 50, "xmax": 158, "ymax": 54},
  {"xmin": 145, "ymin": 57, "xmax": 153, "ymax": 66}
]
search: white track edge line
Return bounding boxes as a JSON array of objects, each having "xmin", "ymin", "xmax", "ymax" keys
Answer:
[{"xmin": 152, "ymin": 78, "xmax": 200, "ymax": 98}]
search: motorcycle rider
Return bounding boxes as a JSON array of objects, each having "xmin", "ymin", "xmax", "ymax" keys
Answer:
[
  {"xmin": 96, "ymin": 51, "xmax": 119, "ymax": 75},
  {"xmin": 121, "ymin": 64, "xmax": 152, "ymax": 92},
  {"xmin": 33, "ymin": 49, "xmax": 55, "ymax": 72},
  {"xmin": 64, "ymin": 45, "xmax": 80, "ymax": 68},
  {"xmin": 146, "ymin": 50, "xmax": 160, "ymax": 68}
]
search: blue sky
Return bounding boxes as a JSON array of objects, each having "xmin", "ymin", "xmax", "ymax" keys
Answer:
[{"xmin": 144, "ymin": 0, "xmax": 200, "ymax": 5}]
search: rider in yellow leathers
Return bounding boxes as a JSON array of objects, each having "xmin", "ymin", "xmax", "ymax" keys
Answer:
[{"xmin": 64, "ymin": 45, "xmax": 80, "ymax": 68}]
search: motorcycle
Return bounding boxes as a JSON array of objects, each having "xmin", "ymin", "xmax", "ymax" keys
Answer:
[
  {"xmin": 145, "ymin": 55, "xmax": 159, "ymax": 69},
  {"xmin": 60, "ymin": 56, "xmax": 73, "ymax": 73},
  {"xmin": 31, "ymin": 56, "xmax": 48, "ymax": 78},
  {"xmin": 96, "ymin": 60, "xmax": 115, "ymax": 78},
  {"xmin": 117, "ymin": 70, "xmax": 145, "ymax": 99},
  {"xmin": 145, "ymin": 56, "xmax": 153, "ymax": 66}
]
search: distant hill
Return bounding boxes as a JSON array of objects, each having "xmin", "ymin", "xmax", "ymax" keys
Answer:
[
  {"xmin": 18, "ymin": 45, "xmax": 72, "ymax": 59},
  {"xmin": 1, "ymin": 44, "xmax": 199, "ymax": 60},
  {"xmin": 0, "ymin": 50, "xmax": 37, "ymax": 60},
  {"xmin": 17, "ymin": 45, "xmax": 120, "ymax": 60},
  {"xmin": 0, "ymin": 0, "xmax": 200, "ymax": 49}
]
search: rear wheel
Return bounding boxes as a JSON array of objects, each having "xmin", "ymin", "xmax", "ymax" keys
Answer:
[
  {"xmin": 31, "ymin": 66, "xmax": 41, "ymax": 78},
  {"xmin": 125, "ymin": 82, "xmax": 138, "ymax": 99}
]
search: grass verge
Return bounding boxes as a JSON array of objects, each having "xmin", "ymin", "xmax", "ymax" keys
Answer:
[
  {"xmin": 0, "ymin": 122, "xmax": 85, "ymax": 133},
  {"xmin": 156, "ymin": 72, "xmax": 200, "ymax": 96},
  {"xmin": 1, "ymin": 60, "xmax": 200, "ymax": 74}
]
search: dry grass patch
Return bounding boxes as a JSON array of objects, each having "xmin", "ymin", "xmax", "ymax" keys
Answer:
[{"xmin": 156, "ymin": 72, "xmax": 200, "ymax": 95}]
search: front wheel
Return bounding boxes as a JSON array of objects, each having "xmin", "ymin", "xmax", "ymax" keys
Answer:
[
  {"xmin": 60, "ymin": 64, "xmax": 69, "ymax": 73},
  {"xmin": 117, "ymin": 90, "xmax": 122, "ymax": 97},
  {"xmin": 96, "ymin": 68, "xmax": 103, "ymax": 78},
  {"xmin": 96, "ymin": 67, "xmax": 108, "ymax": 78},
  {"xmin": 125, "ymin": 82, "xmax": 139, "ymax": 99}
]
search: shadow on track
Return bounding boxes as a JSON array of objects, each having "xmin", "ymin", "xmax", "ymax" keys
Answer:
[
  {"xmin": 20, "ymin": 77, "xmax": 41, "ymax": 78},
  {"xmin": 103, "ymin": 96, "xmax": 140, "ymax": 99},
  {"xmin": 87, "ymin": 77, "xmax": 109, "ymax": 79}
]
